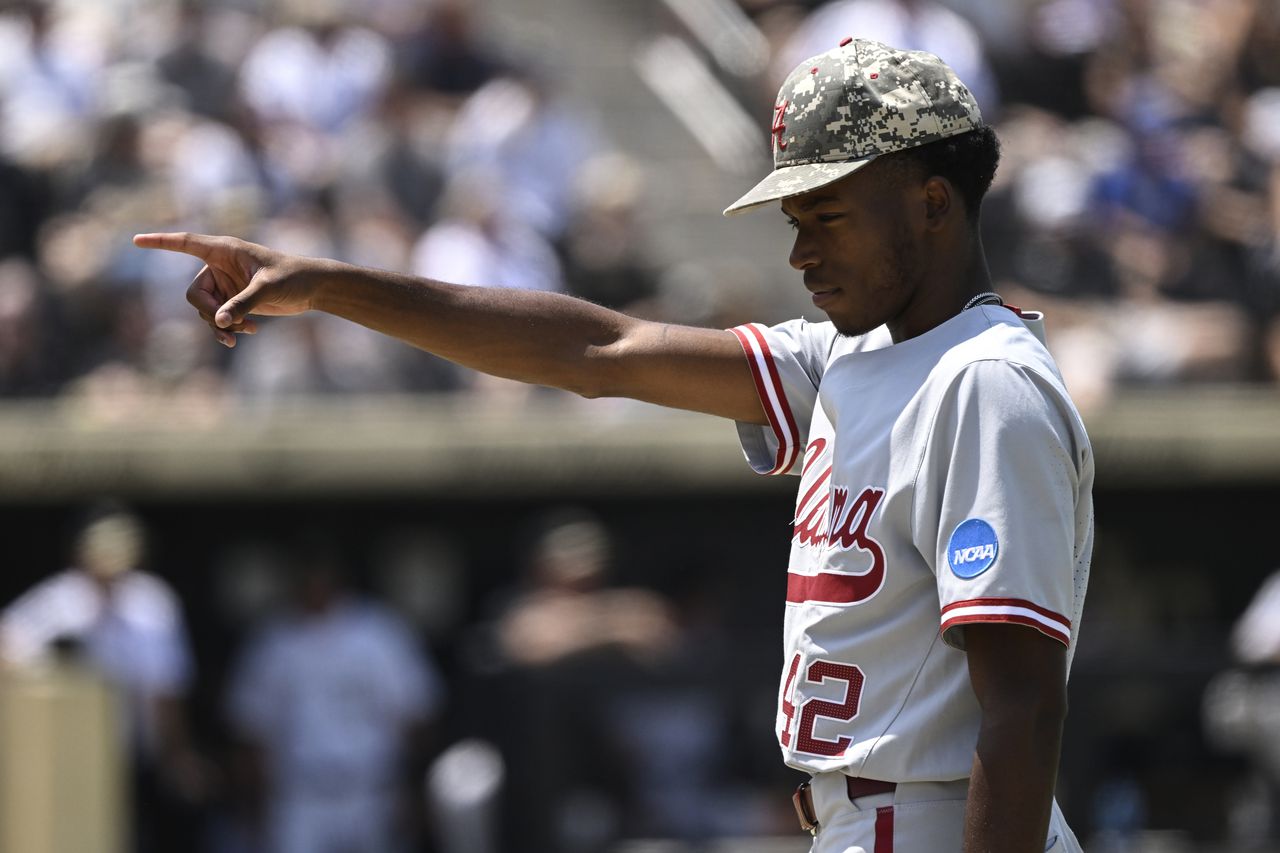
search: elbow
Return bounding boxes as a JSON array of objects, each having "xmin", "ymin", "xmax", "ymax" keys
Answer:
[
  {"xmin": 569, "ymin": 338, "xmax": 628, "ymax": 400},
  {"xmin": 517, "ymin": 341, "xmax": 615, "ymax": 400}
]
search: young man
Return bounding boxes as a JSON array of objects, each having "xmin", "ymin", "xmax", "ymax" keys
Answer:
[{"xmin": 137, "ymin": 38, "xmax": 1091, "ymax": 853}]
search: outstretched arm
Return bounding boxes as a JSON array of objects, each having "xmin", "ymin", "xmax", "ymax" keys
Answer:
[{"xmin": 133, "ymin": 232, "xmax": 768, "ymax": 424}]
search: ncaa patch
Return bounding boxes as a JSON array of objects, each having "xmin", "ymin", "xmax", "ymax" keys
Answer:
[{"xmin": 947, "ymin": 518, "xmax": 998, "ymax": 579}]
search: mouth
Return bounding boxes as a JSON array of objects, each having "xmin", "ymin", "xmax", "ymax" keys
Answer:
[{"xmin": 808, "ymin": 286, "xmax": 841, "ymax": 309}]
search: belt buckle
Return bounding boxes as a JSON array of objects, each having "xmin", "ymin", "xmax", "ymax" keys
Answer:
[{"xmin": 792, "ymin": 780, "xmax": 820, "ymax": 836}]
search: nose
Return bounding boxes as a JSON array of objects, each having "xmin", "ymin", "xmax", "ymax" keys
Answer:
[{"xmin": 789, "ymin": 229, "xmax": 819, "ymax": 271}]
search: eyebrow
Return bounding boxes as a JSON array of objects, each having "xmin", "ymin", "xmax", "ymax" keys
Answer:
[{"xmin": 781, "ymin": 194, "xmax": 842, "ymax": 216}]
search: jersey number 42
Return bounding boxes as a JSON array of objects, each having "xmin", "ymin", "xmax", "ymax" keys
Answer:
[{"xmin": 780, "ymin": 652, "xmax": 865, "ymax": 756}]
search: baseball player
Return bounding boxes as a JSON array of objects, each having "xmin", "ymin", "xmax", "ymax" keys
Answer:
[{"xmin": 137, "ymin": 38, "xmax": 1091, "ymax": 853}]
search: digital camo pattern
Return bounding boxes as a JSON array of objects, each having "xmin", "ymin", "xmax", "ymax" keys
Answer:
[{"xmin": 724, "ymin": 39, "xmax": 983, "ymax": 215}]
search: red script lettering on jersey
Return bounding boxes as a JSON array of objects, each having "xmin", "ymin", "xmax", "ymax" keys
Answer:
[{"xmin": 789, "ymin": 485, "xmax": 887, "ymax": 605}]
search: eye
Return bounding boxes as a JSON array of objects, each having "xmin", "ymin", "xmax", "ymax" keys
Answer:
[
  {"xmin": 816, "ymin": 213, "xmax": 844, "ymax": 223},
  {"xmin": 785, "ymin": 217, "xmax": 799, "ymax": 230}
]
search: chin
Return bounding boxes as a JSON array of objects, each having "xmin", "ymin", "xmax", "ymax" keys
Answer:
[{"xmin": 829, "ymin": 315, "xmax": 881, "ymax": 338}]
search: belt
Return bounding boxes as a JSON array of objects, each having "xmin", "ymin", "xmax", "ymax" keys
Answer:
[{"xmin": 792, "ymin": 777, "xmax": 898, "ymax": 835}]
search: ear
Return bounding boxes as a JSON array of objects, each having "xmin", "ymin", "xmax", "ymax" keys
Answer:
[{"xmin": 922, "ymin": 176, "xmax": 954, "ymax": 232}]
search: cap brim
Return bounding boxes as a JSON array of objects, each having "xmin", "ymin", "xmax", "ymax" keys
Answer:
[{"xmin": 722, "ymin": 156, "xmax": 878, "ymax": 216}]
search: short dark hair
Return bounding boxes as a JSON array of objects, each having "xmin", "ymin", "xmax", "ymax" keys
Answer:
[{"xmin": 881, "ymin": 125, "xmax": 1001, "ymax": 220}]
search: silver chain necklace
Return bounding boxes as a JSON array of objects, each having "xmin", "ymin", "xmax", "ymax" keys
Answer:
[{"xmin": 963, "ymin": 291, "xmax": 1004, "ymax": 311}]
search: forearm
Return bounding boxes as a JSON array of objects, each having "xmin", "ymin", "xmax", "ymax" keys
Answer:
[
  {"xmin": 963, "ymin": 705, "xmax": 1065, "ymax": 852},
  {"xmin": 312, "ymin": 261, "xmax": 633, "ymax": 397}
]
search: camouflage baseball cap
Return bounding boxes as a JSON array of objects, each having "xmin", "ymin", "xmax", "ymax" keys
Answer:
[{"xmin": 723, "ymin": 39, "xmax": 982, "ymax": 215}]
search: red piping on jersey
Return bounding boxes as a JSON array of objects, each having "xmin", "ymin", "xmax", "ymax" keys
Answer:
[
  {"xmin": 730, "ymin": 324, "xmax": 801, "ymax": 475},
  {"xmin": 730, "ymin": 326, "xmax": 791, "ymax": 474},
  {"xmin": 941, "ymin": 597, "xmax": 1070, "ymax": 628},
  {"xmin": 941, "ymin": 613, "xmax": 1070, "ymax": 647},
  {"xmin": 742, "ymin": 323, "xmax": 801, "ymax": 473},
  {"xmin": 874, "ymin": 805, "xmax": 894, "ymax": 853}
]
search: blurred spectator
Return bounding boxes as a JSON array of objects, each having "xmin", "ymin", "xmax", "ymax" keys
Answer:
[
  {"xmin": 78, "ymin": 110, "xmax": 150, "ymax": 199},
  {"xmin": 224, "ymin": 531, "xmax": 444, "ymax": 853},
  {"xmin": 155, "ymin": 2, "xmax": 242, "ymax": 123},
  {"xmin": 393, "ymin": 0, "xmax": 507, "ymax": 98},
  {"xmin": 239, "ymin": 2, "xmax": 391, "ymax": 136},
  {"xmin": 412, "ymin": 168, "xmax": 564, "ymax": 294},
  {"xmin": 1240, "ymin": 0, "xmax": 1280, "ymax": 91},
  {"xmin": 495, "ymin": 511, "xmax": 676, "ymax": 668},
  {"xmin": 1090, "ymin": 120, "xmax": 1197, "ymax": 237},
  {"xmin": 479, "ymin": 511, "xmax": 786, "ymax": 848},
  {"xmin": 0, "ymin": 258, "xmax": 64, "ymax": 396},
  {"xmin": 444, "ymin": 72, "xmax": 600, "ymax": 240},
  {"xmin": 1231, "ymin": 571, "xmax": 1280, "ymax": 667},
  {"xmin": 483, "ymin": 510, "xmax": 678, "ymax": 852},
  {"xmin": 236, "ymin": 1, "xmax": 392, "ymax": 201},
  {"xmin": 337, "ymin": 81, "xmax": 449, "ymax": 229},
  {"xmin": 0, "ymin": 148, "xmax": 47, "ymax": 258},
  {"xmin": 561, "ymin": 153, "xmax": 661, "ymax": 312},
  {"xmin": 0, "ymin": 502, "xmax": 208, "ymax": 853},
  {"xmin": 981, "ymin": 0, "xmax": 1107, "ymax": 119},
  {"xmin": 1204, "ymin": 569, "xmax": 1280, "ymax": 845},
  {"xmin": 0, "ymin": 0, "xmax": 100, "ymax": 169},
  {"xmin": 425, "ymin": 739, "xmax": 505, "ymax": 853},
  {"xmin": 165, "ymin": 114, "xmax": 266, "ymax": 233}
]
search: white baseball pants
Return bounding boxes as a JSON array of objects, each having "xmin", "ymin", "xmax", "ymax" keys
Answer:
[{"xmin": 805, "ymin": 773, "xmax": 1083, "ymax": 853}]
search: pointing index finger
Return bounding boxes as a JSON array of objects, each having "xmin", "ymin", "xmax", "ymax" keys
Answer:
[{"xmin": 132, "ymin": 232, "xmax": 217, "ymax": 260}]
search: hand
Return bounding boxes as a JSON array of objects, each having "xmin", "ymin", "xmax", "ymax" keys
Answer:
[{"xmin": 132, "ymin": 232, "xmax": 321, "ymax": 347}]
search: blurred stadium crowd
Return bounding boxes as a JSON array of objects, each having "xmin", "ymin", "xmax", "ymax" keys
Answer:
[
  {"xmin": 0, "ymin": 0, "xmax": 1277, "ymax": 410},
  {"xmin": 0, "ymin": 0, "xmax": 656, "ymax": 410}
]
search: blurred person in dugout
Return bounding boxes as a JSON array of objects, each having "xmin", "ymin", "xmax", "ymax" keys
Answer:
[
  {"xmin": 488, "ymin": 510, "xmax": 679, "ymax": 852},
  {"xmin": 0, "ymin": 501, "xmax": 209, "ymax": 853},
  {"xmin": 223, "ymin": 530, "xmax": 445, "ymax": 853},
  {"xmin": 1205, "ymin": 568, "xmax": 1280, "ymax": 846},
  {"xmin": 495, "ymin": 511, "xmax": 676, "ymax": 669}
]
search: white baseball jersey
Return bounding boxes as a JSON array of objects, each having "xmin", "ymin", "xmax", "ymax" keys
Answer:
[{"xmin": 730, "ymin": 304, "xmax": 1093, "ymax": 781}]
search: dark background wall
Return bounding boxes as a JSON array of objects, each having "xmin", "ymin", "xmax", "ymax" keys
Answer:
[{"xmin": 3, "ymin": 477, "xmax": 1275, "ymax": 843}]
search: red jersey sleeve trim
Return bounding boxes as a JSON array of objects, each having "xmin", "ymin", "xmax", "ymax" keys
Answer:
[
  {"xmin": 941, "ymin": 597, "xmax": 1071, "ymax": 627},
  {"xmin": 940, "ymin": 613, "xmax": 1070, "ymax": 647},
  {"xmin": 940, "ymin": 597, "xmax": 1072, "ymax": 648},
  {"xmin": 729, "ymin": 324, "xmax": 801, "ymax": 475}
]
